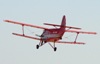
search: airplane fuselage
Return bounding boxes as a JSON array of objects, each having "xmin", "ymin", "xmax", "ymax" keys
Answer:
[{"xmin": 40, "ymin": 28, "xmax": 65, "ymax": 42}]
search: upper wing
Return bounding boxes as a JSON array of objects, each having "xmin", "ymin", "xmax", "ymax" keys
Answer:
[
  {"xmin": 44, "ymin": 23, "xmax": 81, "ymax": 29},
  {"xmin": 65, "ymin": 30, "xmax": 97, "ymax": 34},
  {"xmin": 4, "ymin": 20, "xmax": 48, "ymax": 29},
  {"xmin": 56, "ymin": 41, "xmax": 85, "ymax": 45}
]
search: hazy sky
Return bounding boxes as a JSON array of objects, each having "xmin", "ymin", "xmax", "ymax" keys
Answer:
[{"xmin": 0, "ymin": 0, "xmax": 100, "ymax": 64}]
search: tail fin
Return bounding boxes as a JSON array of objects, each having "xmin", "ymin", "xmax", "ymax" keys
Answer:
[{"xmin": 61, "ymin": 15, "xmax": 66, "ymax": 27}]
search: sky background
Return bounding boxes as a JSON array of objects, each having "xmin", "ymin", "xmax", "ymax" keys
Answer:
[{"xmin": 0, "ymin": 0, "xmax": 100, "ymax": 64}]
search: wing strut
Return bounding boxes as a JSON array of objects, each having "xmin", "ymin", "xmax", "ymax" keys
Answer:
[
  {"xmin": 22, "ymin": 25, "xmax": 25, "ymax": 35},
  {"xmin": 74, "ymin": 32, "xmax": 79, "ymax": 43}
]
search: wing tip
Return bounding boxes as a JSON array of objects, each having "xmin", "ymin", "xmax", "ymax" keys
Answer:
[
  {"xmin": 4, "ymin": 20, "xmax": 11, "ymax": 23},
  {"xmin": 4, "ymin": 20, "xmax": 8, "ymax": 22}
]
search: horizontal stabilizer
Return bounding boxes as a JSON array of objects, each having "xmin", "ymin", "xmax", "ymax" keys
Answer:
[
  {"xmin": 44, "ymin": 23, "xmax": 81, "ymax": 29},
  {"xmin": 66, "ymin": 26, "xmax": 81, "ymax": 29},
  {"xmin": 44, "ymin": 23, "xmax": 60, "ymax": 26},
  {"xmin": 12, "ymin": 33, "xmax": 40, "ymax": 40}
]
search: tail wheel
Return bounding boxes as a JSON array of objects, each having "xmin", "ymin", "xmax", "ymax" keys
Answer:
[
  {"xmin": 54, "ymin": 47, "xmax": 57, "ymax": 51},
  {"xmin": 36, "ymin": 45, "xmax": 39, "ymax": 49}
]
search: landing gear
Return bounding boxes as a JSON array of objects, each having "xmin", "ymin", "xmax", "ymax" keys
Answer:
[
  {"xmin": 36, "ymin": 45, "xmax": 39, "ymax": 49},
  {"xmin": 54, "ymin": 47, "xmax": 57, "ymax": 51},
  {"xmin": 36, "ymin": 41, "xmax": 57, "ymax": 51},
  {"xmin": 36, "ymin": 40, "xmax": 45, "ymax": 49},
  {"xmin": 48, "ymin": 42, "xmax": 57, "ymax": 51}
]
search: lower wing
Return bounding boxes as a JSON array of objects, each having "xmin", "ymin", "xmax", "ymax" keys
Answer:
[
  {"xmin": 12, "ymin": 33, "xmax": 85, "ymax": 45},
  {"xmin": 56, "ymin": 41, "xmax": 85, "ymax": 45},
  {"xmin": 12, "ymin": 33, "xmax": 40, "ymax": 40}
]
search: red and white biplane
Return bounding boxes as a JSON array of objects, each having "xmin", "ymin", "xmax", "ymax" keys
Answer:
[{"xmin": 4, "ymin": 15, "xmax": 97, "ymax": 51}]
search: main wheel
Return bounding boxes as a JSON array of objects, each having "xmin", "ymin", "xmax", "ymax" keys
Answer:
[
  {"xmin": 54, "ymin": 47, "xmax": 57, "ymax": 51},
  {"xmin": 36, "ymin": 45, "xmax": 39, "ymax": 49}
]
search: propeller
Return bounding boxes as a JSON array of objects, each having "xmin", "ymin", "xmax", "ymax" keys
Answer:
[
  {"xmin": 35, "ymin": 34, "xmax": 41, "ymax": 37},
  {"xmin": 25, "ymin": 27, "xmax": 42, "ymax": 37}
]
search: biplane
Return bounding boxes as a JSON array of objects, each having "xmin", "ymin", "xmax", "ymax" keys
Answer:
[{"xmin": 4, "ymin": 15, "xmax": 97, "ymax": 51}]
